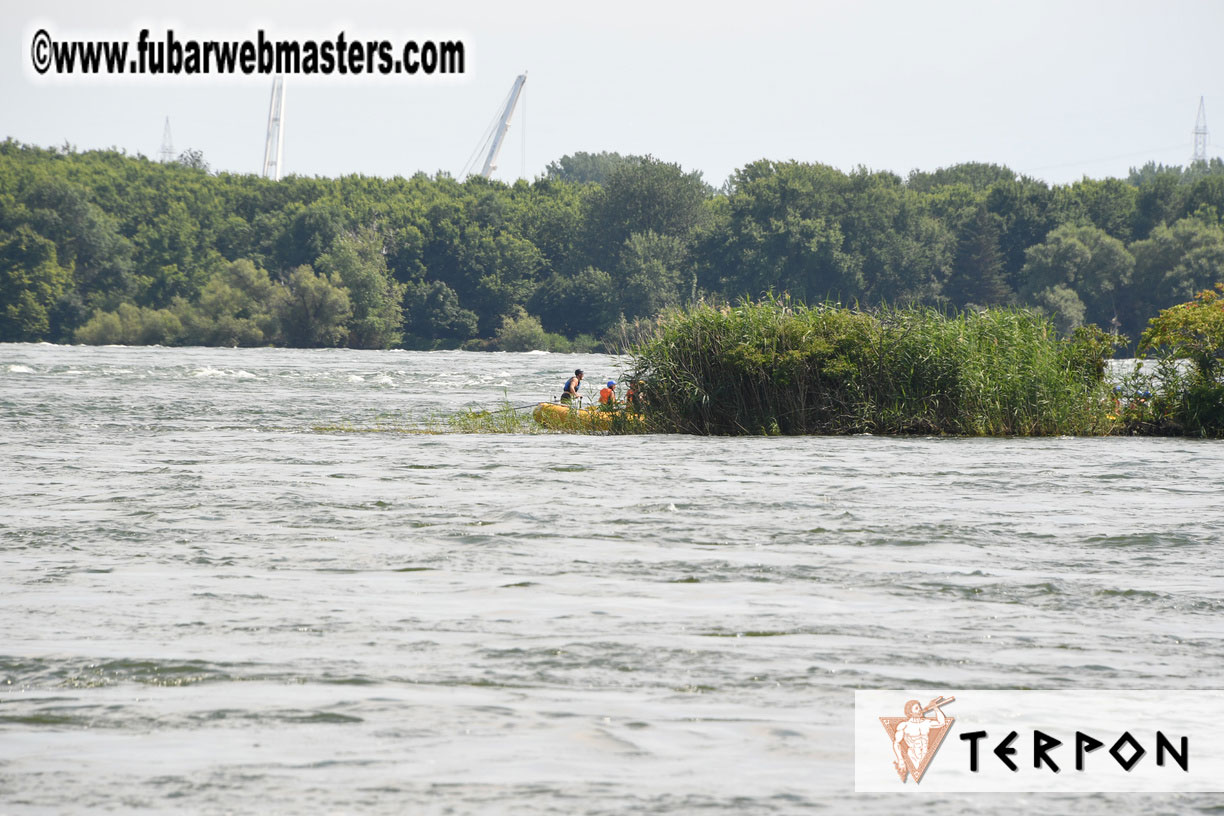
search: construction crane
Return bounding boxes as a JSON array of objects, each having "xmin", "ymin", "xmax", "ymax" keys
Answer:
[
  {"xmin": 262, "ymin": 75, "xmax": 286, "ymax": 181},
  {"xmin": 462, "ymin": 73, "xmax": 527, "ymax": 179}
]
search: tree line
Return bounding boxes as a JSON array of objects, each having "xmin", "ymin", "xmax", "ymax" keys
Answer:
[{"xmin": 2, "ymin": 138, "xmax": 1223, "ymax": 351}]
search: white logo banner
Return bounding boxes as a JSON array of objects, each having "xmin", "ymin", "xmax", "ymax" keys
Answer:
[{"xmin": 855, "ymin": 690, "xmax": 1224, "ymax": 792}]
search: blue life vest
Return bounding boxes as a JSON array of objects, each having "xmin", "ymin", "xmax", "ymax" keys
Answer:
[{"xmin": 563, "ymin": 376, "xmax": 580, "ymax": 395}]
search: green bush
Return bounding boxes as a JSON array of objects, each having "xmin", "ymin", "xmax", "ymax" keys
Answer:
[
  {"xmin": 492, "ymin": 307, "xmax": 550, "ymax": 351},
  {"xmin": 626, "ymin": 297, "xmax": 1118, "ymax": 436},
  {"xmin": 1131, "ymin": 284, "xmax": 1224, "ymax": 436},
  {"xmin": 491, "ymin": 307, "xmax": 594, "ymax": 352},
  {"xmin": 75, "ymin": 302, "xmax": 183, "ymax": 345}
]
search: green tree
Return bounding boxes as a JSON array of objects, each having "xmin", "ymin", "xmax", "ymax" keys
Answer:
[
  {"xmin": 276, "ymin": 200, "xmax": 347, "ymax": 270},
  {"xmin": 984, "ymin": 178, "xmax": 1057, "ymax": 290},
  {"xmin": 706, "ymin": 160, "xmax": 863, "ymax": 300},
  {"xmin": 1032, "ymin": 283, "xmax": 1087, "ymax": 334},
  {"xmin": 132, "ymin": 200, "xmax": 208, "ymax": 306},
  {"xmin": 943, "ymin": 207, "xmax": 1012, "ymax": 308},
  {"xmin": 906, "ymin": 162, "xmax": 1017, "ymax": 193},
  {"xmin": 840, "ymin": 169, "xmax": 951, "ymax": 303},
  {"xmin": 315, "ymin": 229, "xmax": 405, "ymax": 348},
  {"xmin": 0, "ymin": 226, "xmax": 71, "ymax": 341},
  {"xmin": 272, "ymin": 265, "xmax": 352, "ymax": 347},
  {"xmin": 402, "ymin": 279, "xmax": 479, "ymax": 346},
  {"xmin": 1060, "ymin": 178, "xmax": 1137, "ymax": 243},
  {"xmin": 1138, "ymin": 284, "xmax": 1224, "ymax": 435},
  {"xmin": 1019, "ymin": 224, "xmax": 1133, "ymax": 329},
  {"xmin": 583, "ymin": 156, "xmax": 709, "ymax": 264},
  {"xmin": 1140, "ymin": 283, "xmax": 1224, "ymax": 380},
  {"xmin": 1129, "ymin": 217, "xmax": 1224, "ymax": 337},
  {"xmin": 530, "ymin": 267, "xmax": 618, "ymax": 337},
  {"xmin": 544, "ymin": 151, "xmax": 642, "ymax": 185},
  {"xmin": 176, "ymin": 148, "xmax": 209, "ymax": 172},
  {"xmin": 18, "ymin": 177, "xmax": 137, "ymax": 313},
  {"xmin": 1128, "ymin": 161, "xmax": 1186, "ymax": 187},
  {"xmin": 456, "ymin": 228, "xmax": 544, "ymax": 336},
  {"xmin": 1129, "ymin": 164, "xmax": 1184, "ymax": 240},
  {"xmin": 176, "ymin": 259, "xmax": 279, "ymax": 346},
  {"xmin": 492, "ymin": 306, "xmax": 550, "ymax": 351},
  {"xmin": 514, "ymin": 177, "xmax": 588, "ymax": 278},
  {"xmin": 615, "ymin": 230, "xmax": 690, "ymax": 319},
  {"xmin": 1182, "ymin": 174, "xmax": 1224, "ymax": 225},
  {"xmin": 1182, "ymin": 157, "xmax": 1224, "ymax": 185}
]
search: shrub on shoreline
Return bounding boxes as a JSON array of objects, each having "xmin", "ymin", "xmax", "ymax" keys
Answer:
[{"xmin": 1113, "ymin": 284, "xmax": 1224, "ymax": 437}]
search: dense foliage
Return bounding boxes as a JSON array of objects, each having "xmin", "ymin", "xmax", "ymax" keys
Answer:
[
  {"xmin": 2, "ymin": 139, "xmax": 1223, "ymax": 350},
  {"xmin": 626, "ymin": 298, "xmax": 1119, "ymax": 436},
  {"xmin": 1118, "ymin": 284, "xmax": 1224, "ymax": 436}
]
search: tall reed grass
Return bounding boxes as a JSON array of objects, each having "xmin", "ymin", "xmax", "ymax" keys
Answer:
[{"xmin": 626, "ymin": 299, "xmax": 1118, "ymax": 436}]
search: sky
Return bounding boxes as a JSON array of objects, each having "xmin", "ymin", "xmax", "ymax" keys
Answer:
[{"xmin": 5, "ymin": 0, "xmax": 1224, "ymax": 187}]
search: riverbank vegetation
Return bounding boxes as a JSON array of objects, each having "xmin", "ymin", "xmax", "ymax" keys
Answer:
[
  {"xmin": 3, "ymin": 140, "xmax": 1224, "ymax": 354},
  {"xmin": 624, "ymin": 298, "xmax": 1120, "ymax": 435},
  {"xmin": 1113, "ymin": 283, "xmax": 1224, "ymax": 436},
  {"xmin": 620, "ymin": 294, "xmax": 1224, "ymax": 437}
]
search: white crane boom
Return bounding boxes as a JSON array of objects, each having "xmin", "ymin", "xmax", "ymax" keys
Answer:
[
  {"xmin": 481, "ymin": 73, "xmax": 527, "ymax": 179},
  {"xmin": 262, "ymin": 75, "xmax": 286, "ymax": 181}
]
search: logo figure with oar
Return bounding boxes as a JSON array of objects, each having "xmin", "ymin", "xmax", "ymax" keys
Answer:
[{"xmin": 879, "ymin": 695, "xmax": 955, "ymax": 783}]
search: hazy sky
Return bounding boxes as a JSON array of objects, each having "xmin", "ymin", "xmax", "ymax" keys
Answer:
[{"xmin": 6, "ymin": 0, "xmax": 1223, "ymax": 187}]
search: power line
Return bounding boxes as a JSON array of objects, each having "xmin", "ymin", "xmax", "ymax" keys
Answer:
[{"xmin": 1021, "ymin": 143, "xmax": 1188, "ymax": 175}]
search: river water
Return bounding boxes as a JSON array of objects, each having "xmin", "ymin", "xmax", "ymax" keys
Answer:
[{"xmin": 2, "ymin": 344, "xmax": 1222, "ymax": 814}]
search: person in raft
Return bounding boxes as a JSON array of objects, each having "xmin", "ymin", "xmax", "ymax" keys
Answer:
[
  {"xmin": 599, "ymin": 380, "xmax": 617, "ymax": 406},
  {"xmin": 560, "ymin": 369, "xmax": 584, "ymax": 403},
  {"xmin": 625, "ymin": 380, "xmax": 642, "ymax": 411}
]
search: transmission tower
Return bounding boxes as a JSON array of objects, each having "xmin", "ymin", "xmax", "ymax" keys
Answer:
[
  {"xmin": 262, "ymin": 75, "xmax": 286, "ymax": 181},
  {"xmin": 1193, "ymin": 96, "xmax": 1208, "ymax": 163},
  {"xmin": 158, "ymin": 117, "xmax": 174, "ymax": 163}
]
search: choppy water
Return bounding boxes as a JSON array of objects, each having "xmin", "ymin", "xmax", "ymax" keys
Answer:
[{"xmin": 2, "ymin": 344, "xmax": 1223, "ymax": 814}]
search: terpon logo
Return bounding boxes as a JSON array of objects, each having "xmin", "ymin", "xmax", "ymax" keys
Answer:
[
  {"xmin": 878, "ymin": 695, "xmax": 955, "ymax": 783},
  {"xmin": 854, "ymin": 690, "xmax": 1224, "ymax": 793}
]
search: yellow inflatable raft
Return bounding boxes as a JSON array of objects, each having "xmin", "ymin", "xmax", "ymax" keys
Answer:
[{"xmin": 532, "ymin": 402, "xmax": 641, "ymax": 431}]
